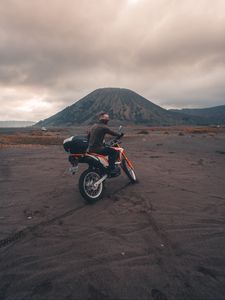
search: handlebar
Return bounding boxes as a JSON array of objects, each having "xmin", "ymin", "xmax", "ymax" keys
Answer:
[{"xmin": 107, "ymin": 133, "xmax": 124, "ymax": 147}]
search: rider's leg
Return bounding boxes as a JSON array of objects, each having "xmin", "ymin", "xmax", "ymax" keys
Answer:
[
  {"xmin": 93, "ymin": 147, "xmax": 119, "ymax": 171},
  {"xmin": 106, "ymin": 148, "xmax": 119, "ymax": 170}
]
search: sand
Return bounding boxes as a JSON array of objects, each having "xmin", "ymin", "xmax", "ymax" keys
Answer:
[{"xmin": 0, "ymin": 128, "xmax": 225, "ymax": 300}]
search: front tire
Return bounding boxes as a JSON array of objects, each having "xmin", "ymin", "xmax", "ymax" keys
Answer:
[
  {"xmin": 79, "ymin": 169, "xmax": 104, "ymax": 203},
  {"xmin": 121, "ymin": 159, "xmax": 137, "ymax": 183}
]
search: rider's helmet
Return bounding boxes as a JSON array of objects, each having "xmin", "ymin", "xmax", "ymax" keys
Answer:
[{"xmin": 99, "ymin": 111, "xmax": 110, "ymax": 124}]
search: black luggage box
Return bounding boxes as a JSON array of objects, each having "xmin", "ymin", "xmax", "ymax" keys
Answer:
[{"xmin": 63, "ymin": 136, "xmax": 88, "ymax": 154}]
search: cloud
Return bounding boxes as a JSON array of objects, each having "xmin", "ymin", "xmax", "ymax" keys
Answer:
[{"xmin": 0, "ymin": 0, "xmax": 225, "ymax": 120}]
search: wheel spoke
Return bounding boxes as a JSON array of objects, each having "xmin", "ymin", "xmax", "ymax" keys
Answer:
[{"xmin": 83, "ymin": 171, "xmax": 103, "ymax": 198}]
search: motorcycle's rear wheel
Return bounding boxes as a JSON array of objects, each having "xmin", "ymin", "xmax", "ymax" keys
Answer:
[
  {"xmin": 79, "ymin": 169, "xmax": 104, "ymax": 203},
  {"xmin": 121, "ymin": 159, "xmax": 137, "ymax": 183}
]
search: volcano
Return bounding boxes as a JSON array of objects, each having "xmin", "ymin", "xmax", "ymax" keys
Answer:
[{"xmin": 36, "ymin": 88, "xmax": 198, "ymax": 126}]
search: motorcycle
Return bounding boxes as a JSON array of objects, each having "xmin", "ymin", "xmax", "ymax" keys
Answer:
[{"xmin": 63, "ymin": 126, "xmax": 137, "ymax": 203}]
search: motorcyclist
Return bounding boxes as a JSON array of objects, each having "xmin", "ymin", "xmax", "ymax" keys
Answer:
[{"xmin": 87, "ymin": 112, "xmax": 123, "ymax": 176}]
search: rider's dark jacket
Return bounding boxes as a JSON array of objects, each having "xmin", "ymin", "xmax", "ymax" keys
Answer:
[{"xmin": 87, "ymin": 122, "xmax": 119, "ymax": 152}]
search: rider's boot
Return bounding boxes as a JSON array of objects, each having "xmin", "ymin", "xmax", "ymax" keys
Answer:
[{"xmin": 107, "ymin": 165, "xmax": 120, "ymax": 177}]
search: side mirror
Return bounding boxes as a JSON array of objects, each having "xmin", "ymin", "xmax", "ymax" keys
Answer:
[{"xmin": 118, "ymin": 125, "xmax": 123, "ymax": 133}]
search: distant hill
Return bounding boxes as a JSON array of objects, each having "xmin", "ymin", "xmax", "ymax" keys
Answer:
[
  {"xmin": 36, "ymin": 88, "xmax": 199, "ymax": 127},
  {"xmin": 171, "ymin": 105, "xmax": 225, "ymax": 125},
  {"xmin": 0, "ymin": 121, "xmax": 35, "ymax": 128}
]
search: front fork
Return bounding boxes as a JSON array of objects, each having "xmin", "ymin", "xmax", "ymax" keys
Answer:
[{"xmin": 122, "ymin": 152, "xmax": 134, "ymax": 169}]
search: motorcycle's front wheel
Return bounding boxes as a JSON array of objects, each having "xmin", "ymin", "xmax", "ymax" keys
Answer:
[
  {"xmin": 79, "ymin": 169, "xmax": 104, "ymax": 203},
  {"xmin": 121, "ymin": 158, "xmax": 137, "ymax": 183}
]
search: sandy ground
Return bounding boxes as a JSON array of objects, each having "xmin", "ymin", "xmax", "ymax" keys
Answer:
[{"xmin": 0, "ymin": 129, "xmax": 225, "ymax": 300}]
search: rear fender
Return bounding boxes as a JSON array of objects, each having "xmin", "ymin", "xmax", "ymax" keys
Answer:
[{"xmin": 68, "ymin": 155, "xmax": 79, "ymax": 166}]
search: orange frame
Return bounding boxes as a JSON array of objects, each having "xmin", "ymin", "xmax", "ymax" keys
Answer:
[{"xmin": 70, "ymin": 146, "xmax": 134, "ymax": 169}]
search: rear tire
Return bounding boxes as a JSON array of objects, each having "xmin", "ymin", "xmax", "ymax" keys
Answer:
[
  {"xmin": 121, "ymin": 159, "xmax": 137, "ymax": 183},
  {"xmin": 79, "ymin": 169, "xmax": 104, "ymax": 203}
]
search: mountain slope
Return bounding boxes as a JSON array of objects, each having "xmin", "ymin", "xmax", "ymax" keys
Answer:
[
  {"xmin": 171, "ymin": 105, "xmax": 225, "ymax": 125},
  {"xmin": 36, "ymin": 88, "xmax": 198, "ymax": 126}
]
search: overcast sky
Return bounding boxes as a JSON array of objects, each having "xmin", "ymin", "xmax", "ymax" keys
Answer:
[{"xmin": 0, "ymin": 0, "xmax": 225, "ymax": 121}]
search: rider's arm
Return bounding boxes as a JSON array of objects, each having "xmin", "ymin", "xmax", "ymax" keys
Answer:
[
  {"xmin": 87, "ymin": 131, "xmax": 90, "ymax": 141},
  {"xmin": 105, "ymin": 127, "xmax": 121, "ymax": 137}
]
